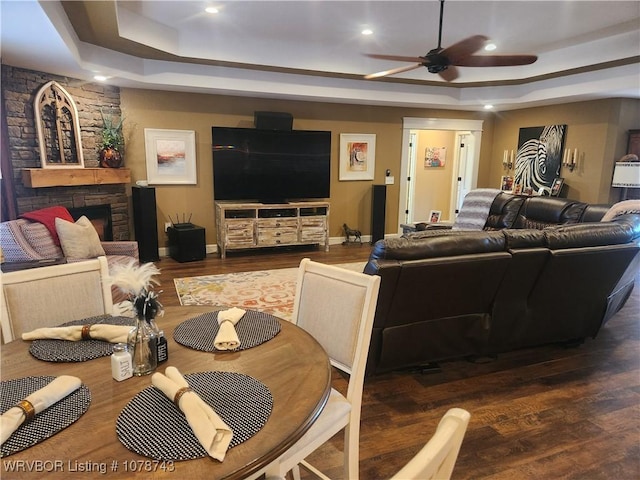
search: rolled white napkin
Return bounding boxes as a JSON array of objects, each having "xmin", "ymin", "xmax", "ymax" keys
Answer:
[
  {"xmin": 213, "ymin": 307, "xmax": 245, "ymax": 350},
  {"xmin": 151, "ymin": 366, "xmax": 233, "ymax": 461},
  {"xmin": 22, "ymin": 324, "xmax": 132, "ymax": 343},
  {"xmin": 1, "ymin": 375, "xmax": 82, "ymax": 445}
]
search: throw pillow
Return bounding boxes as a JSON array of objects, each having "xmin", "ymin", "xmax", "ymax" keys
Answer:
[
  {"xmin": 55, "ymin": 216, "xmax": 106, "ymax": 259},
  {"xmin": 20, "ymin": 206, "xmax": 74, "ymax": 246},
  {"xmin": 20, "ymin": 222, "xmax": 64, "ymax": 259},
  {"xmin": 601, "ymin": 200, "xmax": 640, "ymax": 222}
]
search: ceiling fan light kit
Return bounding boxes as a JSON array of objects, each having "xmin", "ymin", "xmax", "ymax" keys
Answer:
[{"xmin": 364, "ymin": 0, "xmax": 537, "ymax": 82}]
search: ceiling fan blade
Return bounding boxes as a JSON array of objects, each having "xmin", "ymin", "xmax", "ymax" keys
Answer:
[
  {"xmin": 365, "ymin": 53, "xmax": 426, "ymax": 63},
  {"xmin": 439, "ymin": 35, "xmax": 488, "ymax": 63},
  {"xmin": 364, "ymin": 63, "xmax": 423, "ymax": 80},
  {"xmin": 438, "ymin": 66, "xmax": 459, "ymax": 82},
  {"xmin": 455, "ymin": 55, "xmax": 538, "ymax": 67}
]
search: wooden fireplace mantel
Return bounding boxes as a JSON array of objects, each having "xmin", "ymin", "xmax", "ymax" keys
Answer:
[{"xmin": 21, "ymin": 168, "xmax": 131, "ymax": 188}]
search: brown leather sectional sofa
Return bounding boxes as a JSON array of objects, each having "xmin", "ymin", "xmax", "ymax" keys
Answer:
[{"xmin": 364, "ymin": 194, "xmax": 640, "ymax": 376}]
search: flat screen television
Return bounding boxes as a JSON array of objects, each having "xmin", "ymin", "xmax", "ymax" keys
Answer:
[{"xmin": 212, "ymin": 127, "xmax": 331, "ymax": 203}]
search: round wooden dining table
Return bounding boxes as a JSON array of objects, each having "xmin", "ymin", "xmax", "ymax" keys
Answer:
[{"xmin": 0, "ymin": 306, "xmax": 331, "ymax": 479}]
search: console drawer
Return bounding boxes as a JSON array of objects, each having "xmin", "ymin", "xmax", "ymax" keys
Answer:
[
  {"xmin": 257, "ymin": 227, "xmax": 298, "ymax": 246},
  {"xmin": 225, "ymin": 220, "xmax": 254, "ymax": 246}
]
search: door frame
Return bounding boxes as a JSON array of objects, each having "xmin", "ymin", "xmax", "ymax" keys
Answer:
[{"xmin": 398, "ymin": 117, "xmax": 484, "ymax": 234}]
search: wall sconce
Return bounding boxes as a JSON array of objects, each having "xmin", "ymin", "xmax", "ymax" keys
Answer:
[
  {"xmin": 502, "ymin": 149, "xmax": 514, "ymax": 170},
  {"xmin": 563, "ymin": 148, "xmax": 578, "ymax": 172}
]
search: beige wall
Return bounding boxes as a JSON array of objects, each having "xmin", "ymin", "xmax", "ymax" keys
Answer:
[
  {"xmin": 121, "ymin": 89, "xmax": 489, "ymax": 247},
  {"xmin": 489, "ymin": 98, "xmax": 640, "ymax": 204},
  {"xmin": 120, "ymin": 90, "xmax": 637, "ymax": 248},
  {"xmin": 412, "ymin": 130, "xmax": 456, "ymax": 221}
]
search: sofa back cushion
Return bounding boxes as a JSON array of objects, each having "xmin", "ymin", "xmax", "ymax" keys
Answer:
[
  {"xmin": 502, "ymin": 229, "xmax": 547, "ymax": 249},
  {"xmin": 544, "ymin": 222, "xmax": 637, "ymax": 249},
  {"xmin": 514, "ymin": 197, "xmax": 587, "ymax": 229},
  {"xmin": 370, "ymin": 230, "xmax": 506, "ymax": 261},
  {"xmin": 484, "ymin": 194, "xmax": 525, "ymax": 230},
  {"xmin": 581, "ymin": 204, "xmax": 611, "ymax": 222}
]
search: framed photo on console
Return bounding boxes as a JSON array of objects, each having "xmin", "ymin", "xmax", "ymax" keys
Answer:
[
  {"xmin": 145, "ymin": 129, "xmax": 197, "ymax": 185},
  {"xmin": 500, "ymin": 175, "xmax": 514, "ymax": 192},
  {"xmin": 550, "ymin": 177, "xmax": 564, "ymax": 196},
  {"xmin": 339, "ymin": 134, "xmax": 376, "ymax": 180},
  {"xmin": 429, "ymin": 210, "xmax": 441, "ymax": 223}
]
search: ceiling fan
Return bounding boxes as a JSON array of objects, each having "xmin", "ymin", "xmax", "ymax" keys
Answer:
[{"xmin": 364, "ymin": 0, "xmax": 538, "ymax": 82}]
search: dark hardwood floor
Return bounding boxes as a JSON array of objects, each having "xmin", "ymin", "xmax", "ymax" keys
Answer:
[{"xmin": 156, "ymin": 244, "xmax": 640, "ymax": 479}]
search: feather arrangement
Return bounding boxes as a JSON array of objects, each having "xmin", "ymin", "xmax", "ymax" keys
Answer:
[
  {"xmin": 108, "ymin": 259, "xmax": 160, "ymax": 296},
  {"xmin": 108, "ymin": 259, "xmax": 164, "ymax": 319}
]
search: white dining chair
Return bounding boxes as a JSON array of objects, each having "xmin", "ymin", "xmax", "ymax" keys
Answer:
[
  {"xmin": 262, "ymin": 258, "xmax": 381, "ymax": 480},
  {"xmin": 0, "ymin": 256, "xmax": 113, "ymax": 342},
  {"xmin": 390, "ymin": 408, "xmax": 471, "ymax": 480}
]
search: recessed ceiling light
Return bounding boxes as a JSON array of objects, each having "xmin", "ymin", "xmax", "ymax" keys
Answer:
[
  {"xmin": 484, "ymin": 43, "xmax": 497, "ymax": 51},
  {"xmin": 205, "ymin": 6, "xmax": 219, "ymax": 14},
  {"xmin": 361, "ymin": 28, "xmax": 373, "ymax": 36},
  {"xmin": 484, "ymin": 104, "xmax": 494, "ymax": 110},
  {"xmin": 93, "ymin": 75, "xmax": 108, "ymax": 82}
]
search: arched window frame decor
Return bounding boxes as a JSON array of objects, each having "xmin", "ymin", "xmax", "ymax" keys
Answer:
[{"xmin": 34, "ymin": 81, "xmax": 84, "ymax": 168}]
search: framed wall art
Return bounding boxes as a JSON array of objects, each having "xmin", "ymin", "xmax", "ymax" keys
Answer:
[
  {"xmin": 424, "ymin": 146, "xmax": 446, "ymax": 167},
  {"xmin": 144, "ymin": 129, "xmax": 197, "ymax": 185},
  {"xmin": 514, "ymin": 124, "xmax": 566, "ymax": 192},
  {"xmin": 34, "ymin": 81, "xmax": 84, "ymax": 168},
  {"xmin": 339, "ymin": 133, "xmax": 376, "ymax": 181}
]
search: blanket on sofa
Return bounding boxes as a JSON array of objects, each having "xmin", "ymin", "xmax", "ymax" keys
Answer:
[{"xmin": 452, "ymin": 188, "xmax": 502, "ymax": 231}]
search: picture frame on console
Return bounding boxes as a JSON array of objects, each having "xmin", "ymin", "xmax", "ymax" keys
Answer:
[
  {"xmin": 144, "ymin": 128, "xmax": 197, "ymax": 185},
  {"xmin": 429, "ymin": 210, "xmax": 441, "ymax": 223},
  {"xmin": 339, "ymin": 133, "xmax": 376, "ymax": 180},
  {"xmin": 551, "ymin": 177, "xmax": 564, "ymax": 196},
  {"xmin": 500, "ymin": 175, "xmax": 514, "ymax": 192}
]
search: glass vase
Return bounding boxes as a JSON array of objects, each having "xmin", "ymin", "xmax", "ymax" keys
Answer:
[{"xmin": 127, "ymin": 316, "xmax": 157, "ymax": 376}]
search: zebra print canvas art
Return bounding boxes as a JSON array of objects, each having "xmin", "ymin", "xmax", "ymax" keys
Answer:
[{"xmin": 514, "ymin": 125, "xmax": 566, "ymax": 192}]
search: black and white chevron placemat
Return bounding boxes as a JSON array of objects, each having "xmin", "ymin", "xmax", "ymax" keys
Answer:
[
  {"xmin": 116, "ymin": 371, "xmax": 273, "ymax": 461},
  {"xmin": 173, "ymin": 310, "xmax": 281, "ymax": 352},
  {"xmin": 1, "ymin": 376, "xmax": 91, "ymax": 457},
  {"xmin": 29, "ymin": 315, "xmax": 136, "ymax": 362}
]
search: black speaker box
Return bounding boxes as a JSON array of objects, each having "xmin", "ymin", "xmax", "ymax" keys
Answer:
[
  {"xmin": 371, "ymin": 184, "xmax": 386, "ymax": 244},
  {"xmin": 167, "ymin": 225, "xmax": 206, "ymax": 263},
  {"xmin": 132, "ymin": 186, "xmax": 160, "ymax": 262},
  {"xmin": 254, "ymin": 111, "xmax": 293, "ymax": 131}
]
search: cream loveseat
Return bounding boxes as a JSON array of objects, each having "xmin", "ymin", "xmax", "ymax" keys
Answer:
[{"xmin": 0, "ymin": 207, "xmax": 139, "ymax": 303}]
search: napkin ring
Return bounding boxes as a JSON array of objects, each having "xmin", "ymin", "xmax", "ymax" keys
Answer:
[
  {"xmin": 81, "ymin": 324, "xmax": 93, "ymax": 340},
  {"xmin": 15, "ymin": 399, "xmax": 35, "ymax": 422},
  {"xmin": 173, "ymin": 387, "xmax": 192, "ymax": 407}
]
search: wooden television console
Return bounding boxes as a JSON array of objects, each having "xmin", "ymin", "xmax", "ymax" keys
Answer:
[{"xmin": 215, "ymin": 201, "xmax": 330, "ymax": 259}]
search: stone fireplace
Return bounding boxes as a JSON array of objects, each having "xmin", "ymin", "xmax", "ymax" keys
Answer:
[
  {"xmin": 68, "ymin": 204, "xmax": 113, "ymax": 241},
  {"xmin": 2, "ymin": 65, "xmax": 130, "ymax": 240}
]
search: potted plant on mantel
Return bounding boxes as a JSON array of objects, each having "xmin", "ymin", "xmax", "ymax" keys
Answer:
[{"xmin": 99, "ymin": 108, "xmax": 125, "ymax": 168}]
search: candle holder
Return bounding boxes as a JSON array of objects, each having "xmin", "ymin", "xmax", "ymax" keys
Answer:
[
  {"xmin": 562, "ymin": 148, "xmax": 578, "ymax": 172},
  {"xmin": 502, "ymin": 149, "xmax": 514, "ymax": 171}
]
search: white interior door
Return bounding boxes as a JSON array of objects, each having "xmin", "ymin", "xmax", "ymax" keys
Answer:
[
  {"xmin": 398, "ymin": 118, "xmax": 484, "ymax": 234},
  {"xmin": 451, "ymin": 132, "xmax": 474, "ymax": 218},
  {"xmin": 405, "ymin": 132, "xmax": 417, "ymax": 223}
]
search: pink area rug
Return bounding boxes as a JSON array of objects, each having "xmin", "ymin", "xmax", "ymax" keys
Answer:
[{"xmin": 174, "ymin": 262, "xmax": 366, "ymax": 321}]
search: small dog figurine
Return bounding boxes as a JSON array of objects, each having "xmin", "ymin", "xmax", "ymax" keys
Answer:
[{"xmin": 343, "ymin": 223, "xmax": 362, "ymax": 244}]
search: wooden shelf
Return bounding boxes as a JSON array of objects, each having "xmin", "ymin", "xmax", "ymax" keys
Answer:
[{"xmin": 21, "ymin": 168, "xmax": 131, "ymax": 188}]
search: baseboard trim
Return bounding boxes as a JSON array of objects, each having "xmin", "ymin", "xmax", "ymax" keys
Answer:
[{"xmin": 157, "ymin": 233, "xmax": 396, "ymax": 258}]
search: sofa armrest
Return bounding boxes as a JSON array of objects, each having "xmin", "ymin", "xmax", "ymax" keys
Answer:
[{"xmin": 101, "ymin": 241, "xmax": 139, "ymax": 261}]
